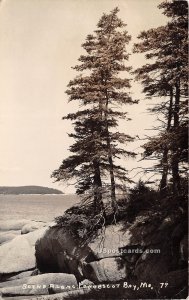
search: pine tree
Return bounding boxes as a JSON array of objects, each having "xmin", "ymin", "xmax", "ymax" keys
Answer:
[
  {"xmin": 52, "ymin": 8, "xmax": 137, "ymax": 215},
  {"xmin": 133, "ymin": 0, "xmax": 188, "ymax": 194}
]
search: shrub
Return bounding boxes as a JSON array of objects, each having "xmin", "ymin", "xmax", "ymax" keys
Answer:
[{"xmin": 55, "ymin": 202, "xmax": 105, "ymax": 244}]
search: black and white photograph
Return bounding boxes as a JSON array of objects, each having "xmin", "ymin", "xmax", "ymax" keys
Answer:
[{"xmin": 0, "ymin": 0, "xmax": 188, "ymax": 299}]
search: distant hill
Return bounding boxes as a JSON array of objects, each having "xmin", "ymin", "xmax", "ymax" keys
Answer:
[{"xmin": 0, "ymin": 186, "xmax": 63, "ymax": 195}]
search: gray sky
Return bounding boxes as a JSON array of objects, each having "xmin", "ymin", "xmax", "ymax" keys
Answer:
[{"xmin": 0, "ymin": 0, "xmax": 167, "ymax": 193}]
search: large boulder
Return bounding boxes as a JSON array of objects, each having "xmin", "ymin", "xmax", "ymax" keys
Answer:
[
  {"xmin": 0, "ymin": 227, "xmax": 48, "ymax": 278},
  {"xmin": 36, "ymin": 226, "xmax": 83, "ymax": 278},
  {"xmin": 35, "ymin": 213, "xmax": 161, "ymax": 283},
  {"xmin": 0, "ymin": 219, "xmax": 29, "ymax": 231},
  {"xmin": 0, "ymin": 273, "xmax": 77, "ymax": 297},
  {"xmin": 35, "ymin": 222, "xmax": 132, "ymax": 282},
  {"xmin": 35, "ymin": 207, "xmax": 186, "ymax": 286},
  {"xmin": 133, "ymin": 212, "xmax": 187, "ymax": 282},
  {"xmin": 82, "ymin": 257, "xmax": 128, "ymax": 282},
  {"xmin": 0, "ymin": 236, "xmax": 35, "ymax": 275}
]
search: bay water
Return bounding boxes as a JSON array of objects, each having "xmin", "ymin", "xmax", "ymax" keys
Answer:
[{"xmin": 0, "ymin": 194, "xmax": 80, "ymax": 223}]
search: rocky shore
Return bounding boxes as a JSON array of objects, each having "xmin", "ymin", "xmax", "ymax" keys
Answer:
[
  {"xmin": 0, "ymin": 219, "xmax": 48, "ymax": 280},
  {"xmin": 35, "ymin": 204, "xmax": 188, "ymax": 299},
  {"xmin": 0, "ymin": 196, "xmax": 188, "ymax": 299},
  {"xmin": 0, "ymin": 219, "xmax": 81, "ymax": 299}
]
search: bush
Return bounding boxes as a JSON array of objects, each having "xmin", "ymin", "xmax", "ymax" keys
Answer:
[
  {"xmin": 116, "ymin": 181, "xmax": 159, "ymax": 223},
  {"xmin": 55, "ymin": 201, "xmax": 105, "ymax": 244}
]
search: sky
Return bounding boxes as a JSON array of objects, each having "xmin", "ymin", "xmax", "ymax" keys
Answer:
[{"xmin": 0, "ymin": 0, "xmax": 167, "ymax": 193}]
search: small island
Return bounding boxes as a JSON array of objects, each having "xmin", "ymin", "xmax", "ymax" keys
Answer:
[{"xmin": 0, "ymin": 185, "xmax": 63, "ymax": 195}]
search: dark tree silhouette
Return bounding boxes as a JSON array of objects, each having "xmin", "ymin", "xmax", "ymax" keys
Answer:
[{"xmin": 134, "ymin": 0, "xmax": 188, "ymax": 194}]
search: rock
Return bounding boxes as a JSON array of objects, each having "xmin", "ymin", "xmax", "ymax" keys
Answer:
[
  {"xmin": 34, "ymin": 219, "xmax": 134, "ymax": 282},
  {"xmin": 133, "ymin": 215, "xmax": 185, "ymax": 282},
  {"xmin": 31, "ymin": 288, "xmax": 92, "ymax": 300},
  {"xmin": 21, "ymin": 221, "xmax": 47, "ymax": 235},
  {"xmin": 87, "ymin": 224, "xmax": 132, "ymax": 260},
  {"xmin": 31, "ymin": 268, "xmax": 40, "ymax": 276},
  {"xmin": 36, "ymin": 226, "xmax": 81, "ymax": 277},
  {"xmin": 25, "ymin": 227, "xmax": 49, "ymax": 247},
  {"xmin": 0, "ymin": 273, "xmax": 77, "ymax": 297},
  {"xmin": 6, "ymin": 270, "xmax": 34, "ymax": 281},
  {"xmin": 0, "ymin": 236, "xmax": 35, "ymax": 275},
  {"xmin": 0, "ymin": 231, "xmax": 20, "ymax": 245},
  {"xmin": 35, "ymin": 208, "xmax": 186, "ymax": 286},
  {"xmin": 0, "ymin": 219, "xmax": 29, "ymax": 231},
  {"xmin": 79, "ymin": 279, "xmax": 94, "ymax": 287},
  {"xmin": 0, "ymin": 227, "xmax": 48, "ymax": 276},
  {"xmin": 82, "ymin": 257, "xmax": 128, "ymax": 282},
  {"xmin": 134, "ymin": 250, "xmax": 169, "ymax": 282},
  {"xmin": 35, "ymin": 222, "xmax": 132, "ymax": 282},
  {"xmin": 180, "ymin": 235, "xmax": 188, "ymax": 262}
]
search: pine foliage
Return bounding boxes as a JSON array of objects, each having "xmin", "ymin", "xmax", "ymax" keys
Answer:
[
  {"xmin": 52, "ymin": 8, "xmax": 137, "ymax": 212},
  {"xmin": 133, "ymin": 0, "xmax": 188, "ymax": 194}
]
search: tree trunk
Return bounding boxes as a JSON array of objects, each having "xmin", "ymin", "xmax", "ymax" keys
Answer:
[
  {"xmin": 160, "ymin": 87, "xmax": 173, "ymax": 195},
  {"xmin": 104, "ymin": 91, "xmax": 117, "ymax": 212},
  {"xmin": 160, "ymin": 148, "xmax": 169, "ymax": 194},
  {"xmin": 107, "ymin": 134, "xmax": 117, "ymax": 210},
  {"xmin": 93, "ymin": 159, "xmax": 103, "ymax": 212},
  {"xmin": 172, "ymin": 153, "xmax": 180, "ymax": 194},
  {"xmin": 92, "ymin": 97, "xmax": 104, "ymax": 213},
  {"xmin": 172, "ymin": 82, "xmax": 181, "ymax": 194},
  {"xmin": 173, "ymin": 83, "xmax": 180, "ymax": 127}
]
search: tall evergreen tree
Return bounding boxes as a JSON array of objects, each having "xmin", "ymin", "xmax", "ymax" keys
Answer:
[
  {"xmin": 52, "ymin": 8, "xmax": 136, "ymax": 214},
  {"xmin": 134, "ymin": 0, "xmax": 188, "ymax": 194}
]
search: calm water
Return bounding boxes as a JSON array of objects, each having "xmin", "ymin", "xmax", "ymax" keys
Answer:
[{"xmin": 0, "ymin": 194, "xmax": 80, "ymax": 222}]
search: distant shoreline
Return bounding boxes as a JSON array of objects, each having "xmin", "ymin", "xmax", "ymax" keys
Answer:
[
  {"xmin": 0, "ymin": 193, "xmax": 77, "ymax": 196},
  {"xmin": 0, "ymin": 185, "xmax": 63, "ymax": 195}
]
